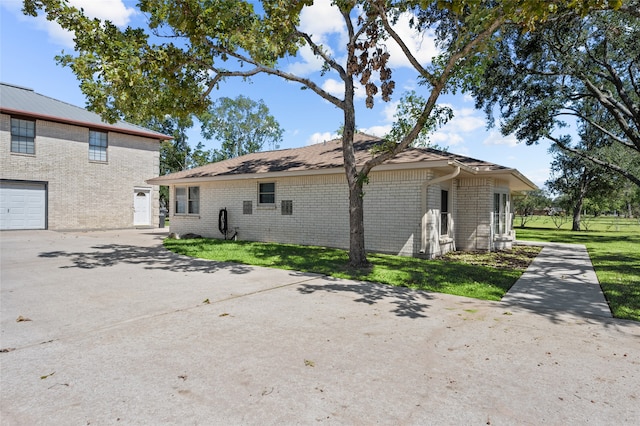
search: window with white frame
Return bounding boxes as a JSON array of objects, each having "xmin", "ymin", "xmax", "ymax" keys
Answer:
[
  {"xmin": 89, "ymin": 130, "xmax": 108, "ymax": 162},
  {"xmin": 10, "ymin": 117, "xmax": 35, "ymax": 154},
  {"xmin": 440, "ymin": 189, "xmax": 449, "ymax": 236},
  {"xmin": 493, "ymin": 192, "xmax": 510, "ymax": 235},
  {"xmin": 175, "ymin": 186, "xmax": 199, "ymax": 214},
  {"xmin": 259, "ymin": 182, "xmax": 275, "ymax": 205}
]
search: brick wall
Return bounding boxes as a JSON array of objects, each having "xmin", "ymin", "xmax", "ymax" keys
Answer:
[
  {"xmin": 0, "ymin": 113, "xmax": 160, "ymax": 230},
  {"xmin": 169, "ymin": 168, "xmax": 472, "ymax": 257},
  {"xmin": 456, "ymin": 177, "xmax": 494, "ymax": 251}
]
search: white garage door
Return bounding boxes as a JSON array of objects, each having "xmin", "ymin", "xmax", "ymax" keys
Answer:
[{"xmin": 0, "ymin": 181, "xmax": 47, "ymax": 230}]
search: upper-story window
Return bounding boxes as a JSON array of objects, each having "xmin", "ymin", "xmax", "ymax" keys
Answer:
[
  {"xmin": 259, "ymin": 182, "xmax": 275, "ymax": 205},
  {"xmin": 10, "ymin": 117, "xmax": 35, "ymax": 155},
  {"xmin": 89, "ymin": 130, "xmax": 108, "ymax": 162}
]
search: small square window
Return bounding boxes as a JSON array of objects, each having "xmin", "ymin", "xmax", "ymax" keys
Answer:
[
  {"xmin": 259, "ymin": 182, "xmax": 275, "ymax": 204},
  {"xmin": 243, "ymin": 201, "xmax": 253, "ymax": 215},
  {"xmin": 281, "ymin": 200, "xmax": 293, "ymax": 215},
  {"xmin": 10, "ymin": 118, "xmax": 35, "ymax": 154}
]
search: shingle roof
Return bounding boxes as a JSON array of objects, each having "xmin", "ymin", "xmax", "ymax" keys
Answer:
[
  {"xmin": 149, "ymin": 133, "xmax": 521, "ymax": 183},
  {"xmin": 0, "ymin": 82, "xmax": 171, "ymax": 140}
]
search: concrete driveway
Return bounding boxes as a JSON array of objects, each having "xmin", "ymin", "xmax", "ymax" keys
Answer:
[{"xmin": 1, "ymin": 229, "xmax": 638, "ymax": 425}]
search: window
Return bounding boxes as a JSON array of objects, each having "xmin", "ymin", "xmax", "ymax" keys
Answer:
[
  {"xmin": 89, "ymin": 130, "xmax": 108, "ymax": 162},
  {"xmin": 259, "ymin": 182, "xmax": 275, "ymax": 205},
  {"xmin": 188, "ymin": 187, "xmax": 200, "ymax": 214},
  {"xmin": 11, "ymin": 118, "xmax": 35, "ymax": 154},
  {"xmin": 175, "ymin": 186, "xmax": 199, "ymax": 214},
  {"xmin": 494, "ymin": 192, "xmax": 510, "ymax": 235},
  {"xmin": 243, "ymin": 201, "xmax": 253, "ymax": 215},
  {"xmin": 440, "ymin": 190, "xmax": 449, "ymax": 236},
  {"xmin": 281, "ymin": 200, "xmax": 293, "ymax": 215}
]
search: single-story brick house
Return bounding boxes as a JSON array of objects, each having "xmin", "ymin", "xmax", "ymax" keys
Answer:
[
  {"xmin": 148, "ymin": 133, "xmax": 537, "ymax": 258},
  {"xmin": 0, "ymin": 82, "xmax": 171, "ymax": 230}
]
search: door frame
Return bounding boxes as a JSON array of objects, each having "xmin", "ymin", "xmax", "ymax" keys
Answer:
[{"xmin": 133, "ymin": 186, "xmax": 151, "ymax": 227}]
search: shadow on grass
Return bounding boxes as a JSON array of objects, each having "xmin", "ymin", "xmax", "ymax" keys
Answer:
[
  {"xmin": 165, "ymin": 238, "xmax": 524, "ymax": 301},
  {"xmin": 39, "ymin": 243, "xmax": 253, "ymax": 275}
]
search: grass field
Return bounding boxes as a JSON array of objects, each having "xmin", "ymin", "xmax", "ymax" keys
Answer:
[{"xmin": 515, "ymin": 215, "xmax": 640, "ymax": 321}]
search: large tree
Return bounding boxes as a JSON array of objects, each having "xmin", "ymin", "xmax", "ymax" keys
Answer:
[
  {"xmin": 200, "ymin": 95, "xmax": 283, "ymax": 161},
  {"xmin": 468, "ymin": 1, "xmax": 640, "ymax": 187},
  {"xmin": 546, "ymin": 144, "xmax": 619, "ymax": 231},
  {"xmin": 23, "ymin": 0, "xmax": 615, "ymax": 266}
]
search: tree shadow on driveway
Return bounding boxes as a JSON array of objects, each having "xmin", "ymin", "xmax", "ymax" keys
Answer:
[
  {"xmin": 297, "ymin": 279, "xmax": 435, "ymax": 319},
  {"xmin": 38, "ymin": 244, "xmax": 253, "ymax": 275}
]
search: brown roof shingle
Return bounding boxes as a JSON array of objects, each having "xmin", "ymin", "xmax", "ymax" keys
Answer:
[{"xmin": 149, "ymin": 133, "xmax": 509, "ymax": 184}]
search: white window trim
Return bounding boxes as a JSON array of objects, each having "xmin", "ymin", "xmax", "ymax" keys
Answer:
[
  {"xmin": 258, "ymin": 182, "xmax": 276, "ymax": 208},
  {"xmin": 174, "ymin": 185, "xmax": 200, "ymax": 216},
  {"xmin": 493, "ymin": 191, "xmax": 511, "ymax": 237}
]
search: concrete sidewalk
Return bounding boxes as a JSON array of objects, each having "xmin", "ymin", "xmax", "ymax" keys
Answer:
[{"xmin": 503, "ymin": 241, "xmax": 612, "ymax": 318}]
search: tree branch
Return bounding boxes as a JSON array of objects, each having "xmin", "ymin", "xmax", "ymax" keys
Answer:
[
  {"xmin": 550, "ymin": 135, "xmax": 640, "ymax": 187},
  {"xmin": 361, "ymin": 15, "xmax": 506, "ymax": 176},
  {"xmin": 374, "ymin": 2, "xmax": 436, "ymax": 84}
]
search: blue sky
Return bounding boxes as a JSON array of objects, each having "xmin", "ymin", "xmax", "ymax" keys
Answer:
[{"xmin": 1, "ymin": 0, "xmax": 553, "ymax": 187}]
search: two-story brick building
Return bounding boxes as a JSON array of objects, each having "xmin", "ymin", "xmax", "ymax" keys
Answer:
[
  {"xmin": 0, "ymin": 82, "xmax": 170, "ymax": 230},
  {"xmin": 149, "ymin": 133, "xmax": 537, "ymax": 258}
]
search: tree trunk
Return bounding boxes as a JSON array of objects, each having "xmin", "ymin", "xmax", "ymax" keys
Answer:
[
  {"xmin": 347, "ymin": 179, "xmax": 367, "ymax": 267},
  {"xmin": 572, "ymin": 193, "xmax": 585, "ymax": 231},
  {"xmin": 341, "ymin": 75, "xmax": 368, "ymax": 268}
]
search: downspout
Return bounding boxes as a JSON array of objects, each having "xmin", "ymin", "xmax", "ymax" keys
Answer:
[{"xmin": 420, "ymin": 165, "xmax": 461, "ymax": 254}]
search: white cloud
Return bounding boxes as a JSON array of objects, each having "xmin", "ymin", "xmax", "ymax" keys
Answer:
[
  {"xmin": 287, "ymin": 44, "xmax": 331, "ymax": 76},
  {"xmin": 288, "ymin": 0, "xmax": 346, "ymax": 76},
  {"xmin": 361, "ymin": 125, "xmax": 392, "ymax": 137},
  {"xmin": 430, "ymin": 131, "xmax": 464, "ymax": 147},
  {"xmin": 382, "ymin": 100, "xmax": 400, "ymax": 122},
  {"xmin": 483, "ymin": 130, "xmax": 519, "ymax": 147},
  {"xmin": 11, "ymin": 0, "xmax": 137, "ymax": 48},
  {"xmin": 306, "ymin": 132, "xmax": 339, "ymax": 145},
  {"xmin": 386, "ymin": 12, "xmax": 439, "ymax": 69},
  {"xmin": 69, "ymin": 0, "xmax": 136, "ymax": 27},
  {"xmin": 321, "ymin": 78, "xmax": 365, "ymax": 100},
  {"xmin": 299, "ymin": 0, "xmax": 345, "ymax": 39}
]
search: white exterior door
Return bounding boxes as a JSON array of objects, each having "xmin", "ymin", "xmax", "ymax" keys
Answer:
[
  {"xmin": 0, "ymin": 181, "xmax": 46, "ymax": 230},
  {"xmin": 133, "ymin": 188, "xmax": 151, "ymax": 226}
]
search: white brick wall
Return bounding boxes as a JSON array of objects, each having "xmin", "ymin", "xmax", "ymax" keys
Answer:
[
  {"xmin": 456, "ymin": 177, "xmax": 494, "ymax": 251},
  {"xmin": 169, "ymin": 168, "xmax": 479, "ymax": 257},
  {"xmin": 0, "ymin": 113, "xmax": 160, "ymax": 230}
]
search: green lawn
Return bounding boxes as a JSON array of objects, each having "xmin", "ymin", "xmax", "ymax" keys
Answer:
[
  {"xmin": 164, "ymin": 238, "xmax": 540, "ymax": 301},
  {"xmin": 515, "ymin": 215, "xmax": 640, "ymax": 321}
]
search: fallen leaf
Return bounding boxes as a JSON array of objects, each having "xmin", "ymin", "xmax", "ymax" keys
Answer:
[
  {"xmin": 0, "ymin": 348, "xmax": 16, "ymax": 353},
  {"xmin": 202, "ymin": 298, "xmax": 210, "ymax": 304},
  {"xmin": 40, "ymin": 372, "xmax": 55, "ymax": 380},
  {"xmin": 16, "ymin": 315, "xmax": 32, "ymax": 322},
  {"xmin": 219, "ymin": 313, "xmax": 229, "ymax": 317},
  {"xmin": 304, "ymin": 359, "xmax": 315, "ymax": 367}
]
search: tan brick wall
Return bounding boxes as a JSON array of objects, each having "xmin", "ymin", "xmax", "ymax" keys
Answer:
[
  {"xmin": 456, "ymin": 177, "xmax": 494, "ymax": 251},
  {"xmin": 1, "ymin": 113, "xmax": 160, "ymax": 230},
  {"xmin": 169, "ymin": 168, "xmax": 472, "ymax": 257}
]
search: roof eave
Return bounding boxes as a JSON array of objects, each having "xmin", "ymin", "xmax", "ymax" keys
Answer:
[
  {"xmin": 1, "ymin": 107, "xmax": 172, "ymax": 141},
  {"xmin": 146, "ymin": 159, "xmax": 460, "ymax": 185}
]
